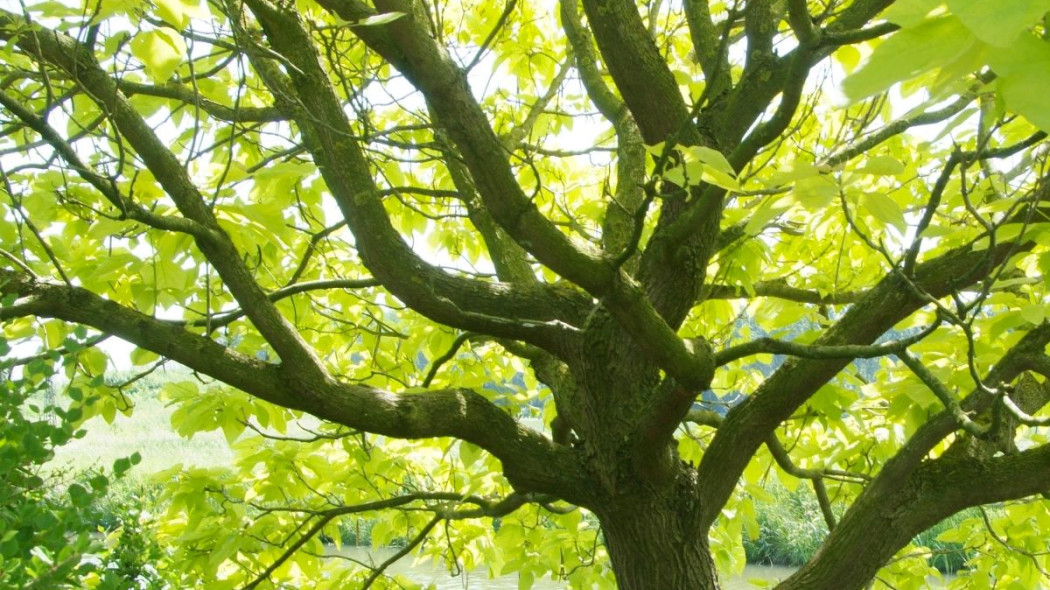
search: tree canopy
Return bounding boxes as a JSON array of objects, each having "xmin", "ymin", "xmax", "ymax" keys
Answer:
[{"xmin": 2, "ymin": 0, "xmax": 1050, "ymax": 588}]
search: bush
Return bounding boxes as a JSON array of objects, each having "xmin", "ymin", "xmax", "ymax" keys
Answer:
[
  {"xmin": 0, "ymin": 336, "xmax": 170, "ymax": 590},
  {"xmin": 0, "ymin": 355, "xmax": 104, "ymax": 590}
]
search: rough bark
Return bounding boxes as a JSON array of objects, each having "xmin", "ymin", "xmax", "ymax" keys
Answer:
[{"xmin": 597, "ymin": 485, "xmax": 720, "ymax": 590}]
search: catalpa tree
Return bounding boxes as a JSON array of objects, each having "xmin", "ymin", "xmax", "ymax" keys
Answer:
[{"xmin": 2, "ymin": 0, "xmax": 1050, "ymax": 588}]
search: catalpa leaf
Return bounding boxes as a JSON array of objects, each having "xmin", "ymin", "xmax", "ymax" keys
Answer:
[
  {"xmin": 843, "ymin": 16, "xmax": 976, "ymax": 101},
  {"xmin": 690, "ymin": 146, "xmax": 741, "ymax": 190},
  {"xmin": 947, "ymin": 0, "xmax": 1050, "ymax": 47},
  {"xmin": 153, "ymin": 0, "xmax": 208, "ymax": 30},
  {"xmin": 859, "ymin": 155, "xmax": 906, "ymax": 176},
  {"xmin": 988, "ymin": 35, "xmax": 1050, "ymax": 131},
  {"xmin": 356, "ymin": 11, "xmax": 406, "ymax": 26},
  {"xmin": 881, "ymin": 0, "xmax": 945, "ymax": 27},
  {"xmin": 860, "ymin": 192, "xmax": 906, "ymax": 232},
  {"xmin": 129, "ymin": 28, "xmax": 186, "ymax": 81}
]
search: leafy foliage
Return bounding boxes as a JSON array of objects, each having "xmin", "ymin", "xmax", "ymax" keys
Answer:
[
  {"xmin": 0, "ymin": 336, "xmax": 165, "ymax": 590},
  {"xmin": 1, "ymin": 0, "xmax": 1050, "ymax": 589}
]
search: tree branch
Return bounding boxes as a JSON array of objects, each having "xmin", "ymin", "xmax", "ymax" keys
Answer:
[
  {"xmin": 700, "ymin": 280, "xmax": 863, "ymax": 304},
  {"xmin": 116, "ymin": 80, "xmax": 287, "ymax": 123},
  {"xmin": 319, "ymin": 0, "xmax": 613, "ymax": 291},
  {"xmin": 578, "ymin": 0, "xmax": 695, "ymax": 144},
  {"xmin": 824, "ymin": 94, "xmax": 977, "ymax": 168},
  {"xmin": 181, "ymin": 277, "xmax": 382, "ymax": 330},
  {"xmin": 777, "ymin": 441, "xmax": 1050, "ymax": 590},
  {"xmin": 235, "ymin": 0, "xmax": 589, "ymax": 346},
  {"xmin": 0, "ymin": 8, "xmax": 328, "ymax": 380},
  {"xmin": 0, "ymin": 88, "xmax": 211, "ymax": 237},
  {"xmin": 786, "ymin": 0, "xmax": 819, "ymax": 46},
  {"xmin": 715, "ymin": 322, "xmax": 939, "ymax": 367},
  {"xmin": 695, "ymin": 188, "xmax": 1050, "ymax": 527},
  {"xmin": 0, "ymin": 270, "xmax": 591, "ymax": 501},
  {"xmin": 682, "ymin": 0, "xmax": 732, "ymax": 98},
  {"xmin": 559, "ymin": 0, "xmax": 646, "ymax": 266},
  {"xmin": 897, "ymin": 350, "xmax": 989, "ymax": 436}
]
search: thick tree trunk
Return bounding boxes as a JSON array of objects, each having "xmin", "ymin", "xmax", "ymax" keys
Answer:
[{"xmin": 595, "ymin": 488, "xmax": 721, "ymax": 590}]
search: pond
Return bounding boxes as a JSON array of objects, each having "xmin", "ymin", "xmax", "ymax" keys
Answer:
[{"xmin": 340, "ymin": 547, "xmax": 798, "ymax": 589}]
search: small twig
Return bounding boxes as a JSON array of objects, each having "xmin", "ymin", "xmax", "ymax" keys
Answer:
[
  {"xmin": 903, "ymin": 151, "xmax": 961, "ymax": 274},
  {"xmin": 898, "ymin": 350, "xmax": 988, "ymax": 437},
  {"xmin": 465, "ymin": 0, "xmax": 517, "ymax": 72},
  {"xmin": 0, "ymin": 248, "xmax": 38, "ymax": 278},
  {"xmin": 421, "ymin": 332, "xmax": 481, "ymax": 387},
  {"xmin": 715, "ymin": 321, "xmax": 940, "ymax": 366},
  {"xmin": 360, "ymin": 516, "xmax": 439, "ymax": 589}
]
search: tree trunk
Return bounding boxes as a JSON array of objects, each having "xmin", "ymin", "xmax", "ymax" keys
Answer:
[{"xmin": 595, "ymin": 487, "xmax": 721, "ymax": 590}]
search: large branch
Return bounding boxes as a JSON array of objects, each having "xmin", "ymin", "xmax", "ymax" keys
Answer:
[
  {"xmin": 695, "ymin": 228, "xmax": 1047, "ymax": 526},
  {"xmin": 777, "ymin": 321, "xmax": 1050, "ymax": 588},
  {"xmin": 0, "ymin": 269, "xmax": 590, "ymax": 502},
  {"xmin": 233, "ymin": 0, "xmax": 588, "ymax": 347},
  {"xmin": 682, "ymin": 0, "xmax": 732, "ymax": 99},
  {"xmin": 0, "ymin": 9, "xmax": 327, "ymax": 379},
  {"xmin": 778, "ymin": 438, "xmax": 1050, "ymax": 590},
  {"xmin": 316, "ymin": 0, "xmax": 611, "ymax": 292},
  {"xmin": 559, "ymin": 0, "xmax": 646, "ymax": 265},
  {"xmin": 675, "ymin": 0, "xmax": 900, "ymax": 246},
  {"xmin": 857, "ymin": 323, "xmax": 1050, "ymax": 502},
  {"xmin": 261, "ymin": 0, "xmax": 714, "ymax": 391},
  {"xmin": 578, "ymin": 0, "xmax": 696, "ymax": 145},
  {"xmin": 427, "ymin": 127, "xmax": 537, "ymax": 284}
]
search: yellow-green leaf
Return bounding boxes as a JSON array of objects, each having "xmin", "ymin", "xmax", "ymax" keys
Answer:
[
  {"xmin": 843, "ymin": 16, "xmax": 976, "ymax": 101},
  {"xmin": 129, "ymin": 28, "xmax": 186, "ymax": 81}
]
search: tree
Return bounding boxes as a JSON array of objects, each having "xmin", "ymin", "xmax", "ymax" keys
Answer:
[{"xmin": 1, "ymin": 0, "xmax": 1050, "ymax": 588}]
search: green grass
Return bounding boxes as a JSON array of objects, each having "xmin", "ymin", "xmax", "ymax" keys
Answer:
[
  {"xmin": 53, "ymin": 395, "xmax": 233, "ymax": 473},
  {"xmin": 51, "ymin": 373, "xmax": 233, "ymax": 475},
  {"xmin": 743, "ymin": 484, "xmax": 828, "ymax": 567},
  {"xmin": 742, "ymin": 483, "xmax": 974, "ymax": 573}
]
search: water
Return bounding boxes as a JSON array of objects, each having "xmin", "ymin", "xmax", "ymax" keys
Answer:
[{"xmin": 338, "ymin": 547, "xmax": 797, "ymax": 589}]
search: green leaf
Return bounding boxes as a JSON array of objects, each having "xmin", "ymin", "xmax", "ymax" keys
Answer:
[
  {"xmin": 689, "ymin": 146, "xmax": 735, "ymax": 176},
  {"xmin": 113, "ymin": 456, "xmax": 133, "ymax": 476},
  {"xmin": 518, "ymin": 569, "xmax": 534, "ymax": 590},
  {"xmin": 459, "ymin": 441, "xmax": 481, "ymax": 467},
  {"xmin": 947, "ymin": 0, "xmax": 1050, "ymax": 47},
  {"xmin": 130, "ymin": 347, "xmax": 159, "ymax": 366},
  {"xmin": 129, "ymin": 28, "xmax": 186, "ymax": 81},
  {"xmin": 355, "ymin": 11, "xmax": 406, "ymax": 26},
  {"xmin": 843, "ymin": 16, "xmax": 976, "ymax": 101},
  {"xmin": 29, "ymin": 546, "xmax": 53, "ymax": 567},
  {"xmin": 690, "ymin": 146, "xmax": 742, "ymax": 190},
  {"xmin": 745, "ymin": 196, "xmax": 793, "ymax": 235},
  {"xmin": 1019, "ymin": 304, "xmax": 1046, "ymax": 325},
  {"xmin": 988, "ymin": 35, "xmax": 1050, "ymax": 131},
  {"xmin": 859, "ymin": 155, "xmax": 906, "ymax": 176},
  {"xmin": 835, "ymin": 44, "xmax": 862, "ymax": 73},
  {"xmin": 882, "ymin": 0, "xmax": 946, "ymax": 27},
  {"xmin": 153, "ymin": 0, "xmax": 207, "ymax": 29},
  {"xmin": 662, "ymin": 161, "xmax": 702, "ymax": 188},
  {"xmin": 860, "ymin": 192, "xmax": 907, "ymax": 232},
  {"xmin": 68, "ymin": 483, "xmax": 91, "ymax": 508}
]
